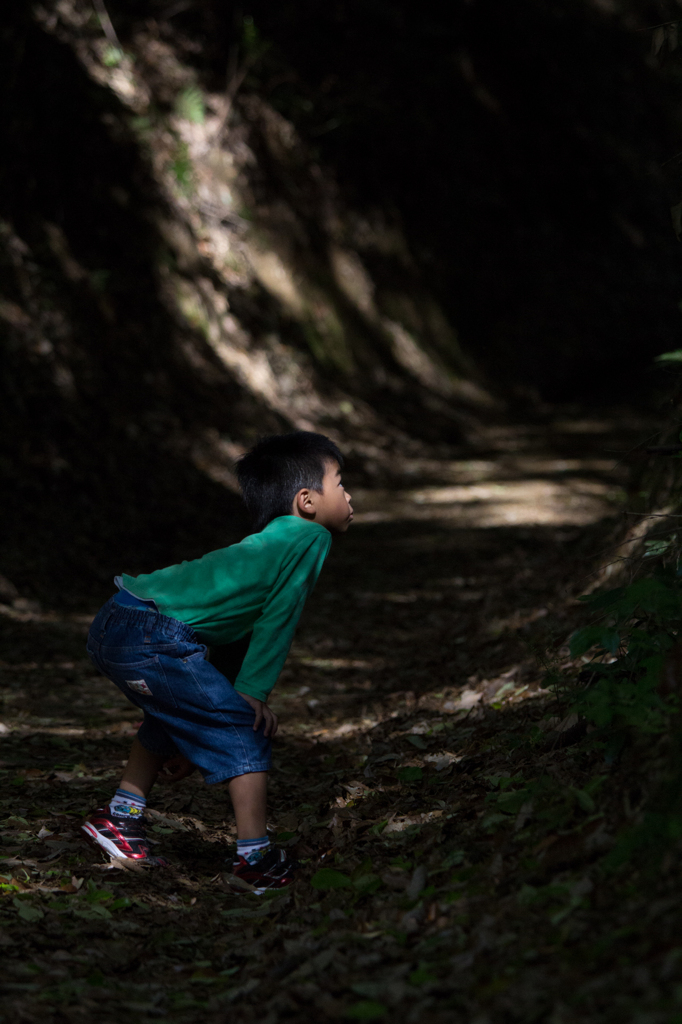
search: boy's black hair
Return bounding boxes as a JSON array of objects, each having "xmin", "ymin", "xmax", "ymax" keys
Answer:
[{"xmin": 236, "ymin": 431, "xmax": 344, "ymax": 532}]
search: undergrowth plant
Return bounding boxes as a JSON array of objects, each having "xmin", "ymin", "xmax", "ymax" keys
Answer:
[
  {"xmin": 569, "ymin": 573, "xmax": 682, "ymax": 734},
  {"xmin": 566, "ymin": 569, "xmax": 682, "ymax": 867}
]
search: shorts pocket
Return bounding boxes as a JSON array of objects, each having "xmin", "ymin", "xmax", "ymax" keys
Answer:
[{"xmin": 101, "ymin": 653, "xmax": 178, "ymax": 709}]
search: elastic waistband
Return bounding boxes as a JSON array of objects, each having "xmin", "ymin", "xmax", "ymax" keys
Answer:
[{"xmin": 103, "ymin": 596, "xmax": 197, "ymax": 642}]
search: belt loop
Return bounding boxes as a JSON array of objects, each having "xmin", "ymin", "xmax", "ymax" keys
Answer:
[{"xmin": 144, "ymin": 607, "xmax": 160, "ymax": 644}]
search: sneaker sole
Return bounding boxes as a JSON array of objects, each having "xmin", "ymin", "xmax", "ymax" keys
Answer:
[
  {"xmin": 81, "ymin": 822, "xmax": 134, "ymax": 859},
  {"xmin": 81, "ymin": 822, "xmax": 166, "ymax": 866}
]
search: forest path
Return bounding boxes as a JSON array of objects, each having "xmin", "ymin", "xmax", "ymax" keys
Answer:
[
  {"xmin": 0, "ymin": 413, "xmax": 664, "ymax": 1024},
  {"xmin": 278, "ymin": 414, "xmax": 637, "ymax": 745}
]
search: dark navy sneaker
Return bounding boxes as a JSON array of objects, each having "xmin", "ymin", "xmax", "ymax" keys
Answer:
[
  {"xmin": 81, "ymin": 805, "xmax": 168, "ymax": 866},
  {"xmin": 228, "ymin": 847, "xmax": 297, "ymax": 894}
]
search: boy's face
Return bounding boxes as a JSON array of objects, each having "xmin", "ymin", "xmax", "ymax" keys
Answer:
[{"xmin": 293, "ymin": 460, "xmax": 354, "ymax": 533}]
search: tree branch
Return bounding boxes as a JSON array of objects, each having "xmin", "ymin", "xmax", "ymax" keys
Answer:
[{"xmin": 92, "ymin": 0, "xmax": 121, "ymax": 50}]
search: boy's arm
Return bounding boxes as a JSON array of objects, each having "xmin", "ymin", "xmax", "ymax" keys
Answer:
[{"xmin": 233, "ymin": 533, "xmax": 330, "ymax": 703}]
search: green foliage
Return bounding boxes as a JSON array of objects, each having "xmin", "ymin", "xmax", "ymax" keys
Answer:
[
  {"xmin": 517, "ymin": 881, "xmax": 591, "ymax": 925},
  {"xmin": 102, "ymin": 44, "xmax": 123, "ymax": 67},
  {"xmin": 574, "ymin": 668, "xmax": 670, "ymax": 731},
  {"xmin": 442, "ymin": 850, "xmax": 465, "ymax": 869},
  {"xmin": 569, "ymin": 625, "xmax": 620, "ymax": 658},
  {"xmin": 310, "ymin": 860, "xmax": 382, "ymax": 897},
  {"xmin": 352, "ymin": 873, "xmax": 381, "ymax": 894},
  {"xmin": 171, "ymin": 142, "xmax": 193, "ymax": 193},
  {"xmin": 569, "ymin": 786, "xmax": 596, "ymax": 813},
  {"xmin": 568, "ymin": 572, "xmax": 682, "ymax": 731},
  {"xmin": 644, "ymin": 536, "xmax": 677, "ymax": 558},
  {"xmin": 242, "ymin": 15, "xmax": 260, "ymax": 54},
  {"xmin": 655, "ymin": 349, "xmax": 682, "ymax": 363},
  {"xmin": 349, "ymin": 858, "xmax": 382, "ymax": 894},
  {"xmin": 13, "ymin": 896, "xmax": 43, "ymax": 922},
  {"xmin": 409, "ymin": 964, "xmax": 436, "ymax": 985},
  {"xmin": 558, "ymin": 564, "xmax": 682, "ymax": 869},
  {"xmin": 396, "ymin": 767, "xmax": 422, "ymax": 783},
  {"xmin": 577, "ymin": 576, "xmax": 682, "ymax": 618},
  {"xmin": 345, "ymin": 1002, "xmax": 387, "ymax": 1020},
  {"xmin": 477, "ymin": 768, "xmax": 610, "ymax": 837},
  {"xmin": 175, "ymin": 85, "xmax": 205, "ymax": 125},
  {"xmin": 482, "ymin": 774, "xmax": 532, "ymax": 829},
  {"xmin": 605, "ymin": 796, "xmax": 682, "ymax": 872},
  {"xmin": 310, "ymin": 867, "xmax": 352, "ymax": 889},
  {"xmin": 241, "ymin": 15, "xmax": 272, "ymax": 63},
  {"xmin": 84, "ymin": 879, "xmax": 113, "ymax": 903},
  {"xmin": 407, "ymin": 734, "xmax": 427, "ymax": 749}
]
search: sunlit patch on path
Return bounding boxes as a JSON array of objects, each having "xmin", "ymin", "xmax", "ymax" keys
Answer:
[
  {"xmin": 353, "ymin": 475, "xmax": 619, "ymax": 527},
  {"xmin": 352, "ymin": 425, "xmax": 626, "ymax": 529}
]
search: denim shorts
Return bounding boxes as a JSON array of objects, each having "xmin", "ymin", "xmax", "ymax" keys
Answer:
[{"xmin": 86, "ymin": 597, "xmax": 272, "ymax": 784}]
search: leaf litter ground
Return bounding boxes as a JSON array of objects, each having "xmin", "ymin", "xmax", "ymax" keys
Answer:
[{"xmin": 1, "ymin": 417, "xmax": 680, "ymax": 1024}]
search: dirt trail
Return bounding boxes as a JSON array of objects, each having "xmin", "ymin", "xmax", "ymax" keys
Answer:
[{"xmin": 0, "ymin": 414, "xmax": 669, "ymax": 1024}]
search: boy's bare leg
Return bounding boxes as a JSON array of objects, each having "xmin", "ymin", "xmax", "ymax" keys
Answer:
[
  {"xmin": 82, "ymin": 738, "xmax": 168, "ymax": 863},
  {"xmin": 117, "ymin": 744, "xmax": 268, "ymax": 836},
  {"xmin": 228, "ymin": 771, "xmax": 268, "ymax": 840},
  {"xmin": 119, "ymin": 737, "xmax": 166, "ymax": 799}
]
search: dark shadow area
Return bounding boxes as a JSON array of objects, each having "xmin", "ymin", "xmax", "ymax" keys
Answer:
[{"xmin": 240, "ymin": 0, "xmax": 682, "ymax": 401}]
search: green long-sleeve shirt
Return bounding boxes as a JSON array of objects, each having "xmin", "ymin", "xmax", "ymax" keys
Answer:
[{"xmin": 121, "ymin": 516, "xmax": 331, "ymax": 701}]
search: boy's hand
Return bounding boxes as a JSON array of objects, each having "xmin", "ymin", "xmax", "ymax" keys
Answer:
[
  {"xmin": 235, "ymin": 691, "xmax": 279, "ymax": 737},
  {"xmin": 157, "ymin": 755, "xmax": 196, "ymax": 784}
]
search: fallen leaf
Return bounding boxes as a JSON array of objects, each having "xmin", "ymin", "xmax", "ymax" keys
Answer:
[
  {"xmin": 423, "ymin": 751, "xmax": 461, "ymax": 770},
  {"xmin": 223, "ymin": 872, "xmax": 258, "ymax": 893},
  {"xmin": 311, "ymin": 868, "xmax": 352, "ymax": 889},
  {"xmin": 444, "ymin": 689, "xmax": 482, "ymax": 712}
]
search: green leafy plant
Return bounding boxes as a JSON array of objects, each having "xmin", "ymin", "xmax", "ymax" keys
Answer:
[
  {"xmin": 568, "ymin": 573, "xmax": 682, "ymax": 732},
  {"xmin": 102, "ymin": 44, "xmax": 123, "ymax": 67},
  {"xmin": 345, "ymin": 1001, "xmax": 387, "ymax": 1020},
  {"xmin": 13, "ymin": 896, "xmax": 43, "ymax": 922},
  {"xmin": 310, "ymin": 867, "xmax": 352, "ymax": 889},
  {"xmin": 171, "ymin": 142, "xmax": 193, "ymax": 193},
  {"xmin": 175, "ymin": 85, "xmax": 205, "ymax": 125}
]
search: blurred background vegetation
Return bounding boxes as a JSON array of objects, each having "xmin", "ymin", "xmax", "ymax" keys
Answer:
[{"xmin": 2, "ymin": 0, "xmax": 682, "ymax": 601}]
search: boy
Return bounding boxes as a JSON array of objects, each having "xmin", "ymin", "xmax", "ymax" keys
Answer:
[{"xmin": 81, "ymin": 431, "xmax": 353, "ymax": 892}]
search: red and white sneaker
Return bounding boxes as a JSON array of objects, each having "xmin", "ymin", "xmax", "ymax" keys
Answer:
[
  {"xmin": 81, "ymin": 805, "xmax": 168, "ymax": 866},
  {"xmin": 229, "ymin": 847, "xmax": 297, "ymax": 894}
]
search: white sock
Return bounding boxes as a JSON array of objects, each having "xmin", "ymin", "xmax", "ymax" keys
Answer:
[
  {"xmin": 236, "ymin": 835, "xmax": 270, "ymax": 864},
  {"xmin": 110, "ymin": 788, "xmax": 146, "ymax": 818}
]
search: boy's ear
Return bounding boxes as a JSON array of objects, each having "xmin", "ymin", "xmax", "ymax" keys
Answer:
[{"xmin": 293, "ymin": 487, "xmax": 316, "ymax": 516}]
